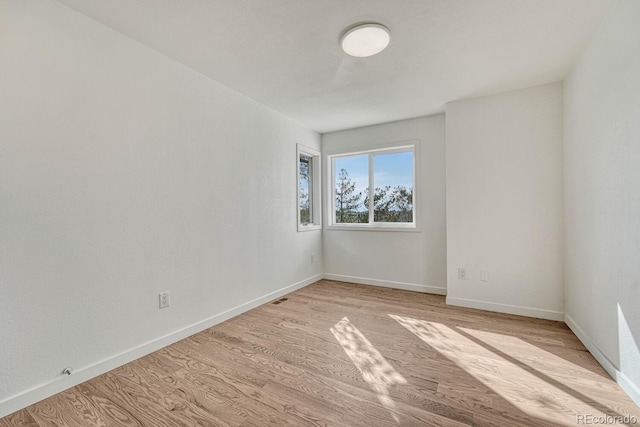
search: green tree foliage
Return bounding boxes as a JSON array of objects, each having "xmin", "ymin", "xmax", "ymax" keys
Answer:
[
  {"xmin": 364, "ymin": 186, "xmax": 390, "ymax": 219},
  {"xmin": 367, "ymin": 185, "xmax": 413, "ymax": 223},
  {"xmin": 335, "ymin": 168, "xmax": 413, "ymax": 223},
  {"xmin": 299, "ymin": 189, "xmax": 310, "ymax": 224},
  {"xmin": 387, "ymin": 185, "xmax": 413, "ymax": 222}
]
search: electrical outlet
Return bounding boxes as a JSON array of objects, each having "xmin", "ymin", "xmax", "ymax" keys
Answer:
[
  {"xmin": 159, "ymin": 291, "xmax": 170, "ymax": 309},
  {"xmin": 458, "ymin": 268, "xmax": 467, "ymax": 280},
  {"xmin": 310, "ymin": 254, "xmax": 315, "ymax": 264}
]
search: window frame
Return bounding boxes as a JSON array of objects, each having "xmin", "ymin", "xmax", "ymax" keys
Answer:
[
  {"xmin": 297, "ymin": 144, "xmax": 322, "ymax": 232},
  {"xmin": 325, "ymin": 140, "xmax": 419, "ymax": 231}
]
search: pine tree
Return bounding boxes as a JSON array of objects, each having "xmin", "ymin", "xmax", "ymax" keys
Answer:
[{"xmin": 335, "ymin": 168, "xmax": 363, "ymax": 223}]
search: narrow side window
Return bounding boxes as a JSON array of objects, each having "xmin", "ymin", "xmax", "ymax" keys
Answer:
[{"xmin": 297, "ymin": 145, "xmax": 321, "ymax": 231}]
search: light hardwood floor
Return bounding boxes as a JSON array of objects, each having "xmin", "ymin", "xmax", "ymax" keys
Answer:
[{"xmin": 2, "ymin": 280, "xmax": 639, "ymax": 426}]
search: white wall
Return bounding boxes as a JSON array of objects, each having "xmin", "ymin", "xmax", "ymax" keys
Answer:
[
  {"xmin": 564, "ymin": 0, "xmax": 640, "ymax": 406},
  {"xmin": 0, "ymin": 0, "xmax": 321, "ymax": 417},
  {"xmin": 322, "ymin": 115, "xmax": 447, "ymax": 294},
  {"xmin": 446, "ymin": 83, "xmax": 564, "ymax": 320}
]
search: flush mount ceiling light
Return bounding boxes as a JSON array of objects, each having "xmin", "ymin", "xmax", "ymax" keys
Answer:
[{"xmin": 340, "ymin": 23, "xmax": 391, "ymax": 58}]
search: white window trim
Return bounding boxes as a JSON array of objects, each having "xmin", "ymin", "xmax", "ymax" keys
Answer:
[
  {"xmin": 297, "ymin": 144, "xmax": 322, "ymax": 232},
  {"xmin": 325, "ymin": 140, "xmax": 420, "ymax": 232}
]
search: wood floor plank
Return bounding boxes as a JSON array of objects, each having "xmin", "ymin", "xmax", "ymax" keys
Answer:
[
  {"xmin": 26, "ymin": 388, "xmax": 111, "ymax": 427},
  {"xmin": 3, "ymin": 280, "xmax": 640, "ymax": 426},
  {"xmin": 0, "ymin": 410, "xmax": 40, "ymax": 427}
]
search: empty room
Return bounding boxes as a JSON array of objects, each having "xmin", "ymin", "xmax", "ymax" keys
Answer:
[{"xmin": 1, "ymin": 0, "xmax": 639, "ymax": 426}]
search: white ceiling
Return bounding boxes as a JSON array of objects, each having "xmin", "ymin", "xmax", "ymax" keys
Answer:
[{"xmin": 55, "ymin": 0, "xmax": 614, "ymax": 133}]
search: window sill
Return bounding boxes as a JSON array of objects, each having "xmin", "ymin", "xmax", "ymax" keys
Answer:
[
  {"xmin": 325, "ymin": 224, "xmax": 420, "ymax": 233},
  {"xmin": 298, "ymin": 224, "xmax": 322, "ymax": 232}
]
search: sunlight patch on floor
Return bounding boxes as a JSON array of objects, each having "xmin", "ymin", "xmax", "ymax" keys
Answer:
[
  {"xmin": 331, "ymin": 317, "xmax": 407, "ymax": 422},
  {"xmin": 457, "ymin": 327, "xmax": 622, "ymax": 395},
  {"xmin": 389, "ymin": 314, "xmax": 632, "ymax": 426}
]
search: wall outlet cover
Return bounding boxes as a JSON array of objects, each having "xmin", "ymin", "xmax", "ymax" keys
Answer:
[{"xmin": 159, "ymin": 291, "xmax": 170, "ymax": 309}]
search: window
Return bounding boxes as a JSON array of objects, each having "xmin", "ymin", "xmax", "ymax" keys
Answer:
[
  {"xmin": 328, "ymin": 143, "xmax": 416, "ymax": 229},
  {"xmin": 297, "ymin": 144, "xmax": 321, "ymax": 231}
]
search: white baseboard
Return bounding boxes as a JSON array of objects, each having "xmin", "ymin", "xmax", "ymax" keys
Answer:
[
  {"xmin": 565, "ymin": 314, "xmax": 640, "ymax": 408},
  {"xmin": 0, "ymin": 274, "xmax": 322, "ymax": 419},
  {"xmin": 322, "ymin": 273, "xmax": 447, "ymax": 295},
  {"xmin": 446, "ymin": 296, "xmax": 564, "ymax": 321},
  {"xmin": 564, "ymin": 314, "xmax": 618, "ymax": 377},
  {"xmin": 618, "ymin": 371, "xmax": 640, "ymax": 409}
]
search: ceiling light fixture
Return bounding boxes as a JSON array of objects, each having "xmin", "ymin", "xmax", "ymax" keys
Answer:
[{"xmin": 340, "ymin": 23, "xmax": 391, "ymax": 58}]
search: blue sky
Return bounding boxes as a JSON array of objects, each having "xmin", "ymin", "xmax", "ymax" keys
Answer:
[{"xmin": 334, "ymin": 152, "xmax": 413, "ymax": 197}]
